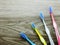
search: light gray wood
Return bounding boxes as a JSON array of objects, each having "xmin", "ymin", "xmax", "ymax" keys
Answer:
[
  {"xmin": 0, "ymin": 0, "xmax": 60, "ymax": 45},
  {"xmin": 0, "ymin": 0, "xmax": 60, "ymax": 17}
]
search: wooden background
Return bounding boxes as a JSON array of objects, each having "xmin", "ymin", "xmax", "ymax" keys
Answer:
[{"xmin": 0, "ymin": 0, "xmax": 60, "ymax": 45}]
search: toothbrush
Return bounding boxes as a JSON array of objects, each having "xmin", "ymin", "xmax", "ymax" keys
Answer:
[
  {"xmin": 31, "ymin": 23, "xmax": 47, "ymax": 45},
  {"xmin": 39, "ymin": 12, "xmax": 55, "ymax": 45},
  {"xmin": 20, "ymin": 32, "xmax": 36, "ymax": 45},
  {"xmin": 49, "ymin": 6, "xmax": 60, "ymax": 45}
]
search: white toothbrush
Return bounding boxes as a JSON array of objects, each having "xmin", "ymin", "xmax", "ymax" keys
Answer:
[{"xmin": 39, "ymin": 12, "xmax": 55, "ymax": 45}]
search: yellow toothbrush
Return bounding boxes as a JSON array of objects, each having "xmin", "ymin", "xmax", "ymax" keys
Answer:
[{"xmin": 31, "ymin": 23, "xmax": 47, "ymax": 45}]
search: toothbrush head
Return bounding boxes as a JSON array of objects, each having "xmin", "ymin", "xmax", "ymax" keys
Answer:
[
  {"xmin": 49, "ymin": 6, "xmax": 53, "ymax": 13},
  {"xmin": 20, "ymin": 32, "xmax": 36, "ymax": 45},
  {"xmin": 20, "ymin": 32, "xmax": 27, "ymax": 39},
  {"xmin": 31, "ymin": 23, "xmax": 36, "ymax": 29},
  {"xmin": 39, "ymin": 12, "xmax": 44, "ymax": 20}
]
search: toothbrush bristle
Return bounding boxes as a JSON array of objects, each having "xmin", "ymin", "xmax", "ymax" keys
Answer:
[
  {"xmin": 20, "ymin": 32, "xmax": 27, "ymax": 39},
  {"xmin": 40, "ymin": 12, "xmax": 44, "ymax": 20},
  {"xmin": 49, "ymin": 6, "xmax": 53, "ymax": 13},
  {"xmin": 32, "ymin": 23, "xmax": 35, "ymax": 29}
]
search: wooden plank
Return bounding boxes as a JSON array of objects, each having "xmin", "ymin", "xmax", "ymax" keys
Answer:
[
  {"xmin": 0, "ymin": 0, "xmax": 60, "ymax": 17},
  {"xmin": 0, "ymin": 15, "xmax": 60, "ymax": 45},
  {"xmin": 0, "ymin": 0, "xmax": 60, "ymax": 45}
]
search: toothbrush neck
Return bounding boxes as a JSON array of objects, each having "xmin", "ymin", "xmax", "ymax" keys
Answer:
[
  {"xmin": 43, "ymin": 20, "xmax": 46, "ymax": 26},
  {"xmin": 50, "ymin": 13, "xmax": 60, "ymax": 40},
  {"xmin": 26, "ymin": 38, "xmax": 35, "ymax": 45}
]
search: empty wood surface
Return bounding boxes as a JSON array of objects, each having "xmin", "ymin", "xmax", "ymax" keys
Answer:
[
  {"xmin": 0, "ymin": 0, "xmax": 60, "ymax": 45},
  {"xmin": 0, "ymin": 0, "xmax": 60, "ymax": 17}
]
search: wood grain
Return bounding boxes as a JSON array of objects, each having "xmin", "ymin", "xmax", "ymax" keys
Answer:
[
  {"xmin": 0, "ymin": 0, "xmax": 60, "ymax": 17},
  {"xmin": 0, "ymin": 0, "xmax": 60, "ymax": 45},
  {"xmin": 0, "ymin": 15, "xmax": 60, "ymax": 45}
]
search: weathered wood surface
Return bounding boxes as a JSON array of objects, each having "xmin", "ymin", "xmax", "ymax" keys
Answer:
[
  {"xmin": 0, "ymin": 0, "xmax": 60, "ymax": 17},
  {"xmin": 0, "ymin": 15, "xmax": 60, "ymax": 45},
  {"xmin": 0, "ymin": 0, "xmax": 60, "ymax": 45}
]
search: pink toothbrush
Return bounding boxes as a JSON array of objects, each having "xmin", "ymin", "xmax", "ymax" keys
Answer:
[{"xmin": 49, "ymin": 6, "xmax": 60, "ymax": 45}]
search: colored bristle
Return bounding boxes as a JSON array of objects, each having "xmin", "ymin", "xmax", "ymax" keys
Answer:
[
  {"xmin": 49, "ymin": 6, "xmax": 53, "ymax": 13},
  {"xmin": 20, "ymin": 32, "xmax": 27, "ymax": 39},
  {"xmin": 31, "ymin": 23, "xmax": 35, "ymax": 29},
  {"xmin": 39, "ymin": 12, "xmax": 44, "ymax": 20}
]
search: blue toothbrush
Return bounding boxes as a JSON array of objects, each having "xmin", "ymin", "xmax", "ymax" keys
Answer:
[
  {"xmin": 20, "ymin": 32, "xmax": 36, "ymax": 45},
  {"xmin": 39, "ymin": 12, "xmax": 55, "ymax": 45}
]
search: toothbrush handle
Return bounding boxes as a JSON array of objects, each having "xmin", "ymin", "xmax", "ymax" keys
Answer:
[
  {"xmin": 45, "ymin": 27, "xmax": 55, "ymax": 45},
  {"xmin": 48, "ymin": 33, "xmax": 55, "ymax": 45},
  {"xmin": 26, "ymin": 38, "xmax": 36, "ymax": 45},
  {"xmin": 32, "ymin": 23, "xmax": 47, "ymax": 45},
  {"xmin": 35, "ymin": 28, "xmax": 47, "ymax": 45},
  {"xmin": 50, "ymin": 13, "xmax": 60, "ymax": 45},
  {"xmin": 50, "ymin": 13, "xmax": 59, "ymax": 36},
  {"xmin": 58, "ymin": 36, "xmax": 60, "ymax": 45},
  {"xmin": 53, "ymin": 22, "xmax": 60, "ymax": 45},
  {"xmin": 43, "ymin": 20, "xmax": 55, "ymax": 45}
]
